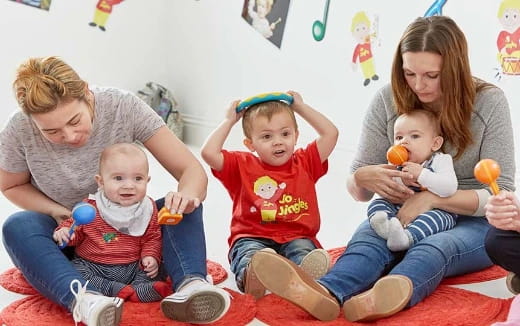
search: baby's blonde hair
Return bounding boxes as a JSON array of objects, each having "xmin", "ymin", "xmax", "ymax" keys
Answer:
[{"xmin": 99, "ymin": 143, "xmax": 149, "ymax": 174}]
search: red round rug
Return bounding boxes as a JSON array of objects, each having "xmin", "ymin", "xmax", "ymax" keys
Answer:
[
  {"xmin": 0, "ymin": 288, "xmax": 255, "ymax": 326},
  {"xmin": 327, "ymin": 247, "xmax": 508, "ymax": 285},
  {"xmin": 255, "ymin": 285, "xmax": 513, "ymax": 326},
  {"xmin": 0, "ymin": 259, "xmax": 228, "ymax": 296}
]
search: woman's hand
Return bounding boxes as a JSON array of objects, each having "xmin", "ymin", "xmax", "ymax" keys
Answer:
[
  {"xmin": 353, "ymin": 164, "xmax": 415, "ymax": 203},
  {"xmin": 485, "ymin": 191, "xmax": 520, "ymax": 232},
  {"xmin": 164, "ymin": 191, "xmax": 201, "ymax": 215},
  {"xmin": 397, "ymin": 191, "xmax": 436, "ymax": 226},
  {"xmin": 50, "ymin": 206, "xmax": 72, "ymax": 224}
]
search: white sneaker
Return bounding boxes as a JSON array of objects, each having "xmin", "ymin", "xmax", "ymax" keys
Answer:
[
  {"xmin": 299, "ymin": 249, "xmax": 331, "ymax": 280},
  {"xmin": 70, "ymin": 279, "xmax": 123, "ymax": 326},
  {"xmin": 161, "ymin": 279, "xmax": 231, "ymax": 324}
]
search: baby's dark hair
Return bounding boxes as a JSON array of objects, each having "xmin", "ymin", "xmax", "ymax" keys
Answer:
[
  {"xmin": 241, "ymin": 101, "xmax": 297, "ymax": 138},
  {"xmin": 397, "ymin": 109, "xmax": 442, "ymax": 136}
]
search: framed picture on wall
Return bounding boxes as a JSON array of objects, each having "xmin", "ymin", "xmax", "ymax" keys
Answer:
[
  {"xmin": 8, "ymin": 0, "xmax": 51, "ymax": 11},
  {"xmin": 242, "ymin": 0, "xmax": 291, "ymax": 48}
]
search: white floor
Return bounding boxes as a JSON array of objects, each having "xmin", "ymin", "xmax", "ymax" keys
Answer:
[{"xmin": 0, "ymin": 146, "xmax": 514, "ymax": 325}]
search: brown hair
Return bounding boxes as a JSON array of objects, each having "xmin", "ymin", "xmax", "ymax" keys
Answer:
[
  {"xmin": 241, "ymin": 101, "xmax": 298, "ymax": 139},
  {"xmin": 398, "ymin": 109, "xmax": 441, "ymax": 135},
  {"xmin": 13, "ymin": 56, "xmax": 91, "ymax": 115},
  {"xmin": 391, "ymin": 16, "xmax": 492, "ymax": 159},
  {"xmin": 99, "ymin": 143, "xmax": 149, "ymax": 174}
]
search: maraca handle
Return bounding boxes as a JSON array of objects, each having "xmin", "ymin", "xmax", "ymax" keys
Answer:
[
  {"xmin": 490, "ymin": 182, "xmax": 500, "ymax": 196},
  {"xmin": 58, "ymin": 222, "xmax": 78, "ymax": 249}
]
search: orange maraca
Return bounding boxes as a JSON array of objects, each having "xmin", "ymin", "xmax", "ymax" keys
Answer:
[
  {"xmin": 386, "ymin": 145, "xmax": 409, "ymax": 166},
  {"xmin": 474, "ymin": 159, "xmax": 501, "ymax": 195}
]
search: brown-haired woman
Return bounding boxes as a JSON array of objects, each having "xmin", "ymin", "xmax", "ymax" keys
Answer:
[{"xmin": 248, "ymin": 15, "xmax": 515, "ymax": 322}]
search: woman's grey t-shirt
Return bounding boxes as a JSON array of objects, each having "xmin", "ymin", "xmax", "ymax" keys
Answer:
[
  {"xmin": 0, "ymin": 86, "xmax": 165, "ymax": 209},
  {"xmin": 351, "ymin": 84, "xmax": 515, "ymax": 192}
]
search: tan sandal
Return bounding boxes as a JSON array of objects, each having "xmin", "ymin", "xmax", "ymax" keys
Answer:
[
  {"xmin": 251, "ymin": 250, "xmax": 340, "ymax": 321},
  {"xmin": 342, "ymin": 274, "xmax": 413, "ymax": 322}
]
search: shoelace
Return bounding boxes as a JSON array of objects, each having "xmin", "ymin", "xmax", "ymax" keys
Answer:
[{"xmin": 70, "ymin": 279, "xmax": 89, "ymax": 326}]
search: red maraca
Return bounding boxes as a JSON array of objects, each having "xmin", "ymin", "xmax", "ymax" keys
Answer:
[
  {"xmin": 387, "ymin": 145, "xmax": 409, "ymax": 166},
  {"xmin": 474, "ymin": 159, "xmax": 501, "ymax": 195}
]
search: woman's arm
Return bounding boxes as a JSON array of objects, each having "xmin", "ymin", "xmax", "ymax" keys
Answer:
[
  {"xmin": 347, "ymin": 164, "xmax": 414, "ymax": 202},
  {"xmin": 144, "ymin": 126, "xmax": 208, "ymax": 214},
  {"xmin": 397, "ymin": 189, "xmax": 480, "ymax": 225},
  {"xmin": 348, "ymin": 86, "xmax": 414, "ymax": 203},
  {"xmin": 0, "ymin": 168, "xmax": 71, "ymax": 222}
]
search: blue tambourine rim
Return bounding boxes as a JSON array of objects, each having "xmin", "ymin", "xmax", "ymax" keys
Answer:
[{"xmin": 236, "ymin": 92, "xmax": 294, "ymax": 113}]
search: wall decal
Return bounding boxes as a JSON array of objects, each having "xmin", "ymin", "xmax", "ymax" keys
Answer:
[
  {"xmin": 88, "ymin": 0, "xmax": 125, "ymax": 32},
  {"xmin": 242, "ymin": 0, "xmax": 290, "ymax": 48},
  {"xmin": 350, "ymin": 11, "xmax": 380, "ymax": 87},
  {"xmin": 424, "ymin": 0, "xmax": 447, "ymax": 17},
  {"xmin": 312, "ymin": 0, "xmax": 330, "ymax": 42},
  {"xmin": 9, "ymin": 0, "xmax": 51, "ymax": 11},
  {"xmin": 496, "ymin": 0, "xmax": 520, "ymax": 79}
]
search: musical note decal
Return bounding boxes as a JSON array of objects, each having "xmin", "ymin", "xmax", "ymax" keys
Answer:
[{"xmin": 312, "ymin": 0, "xmax": 330, "ymax": 41}]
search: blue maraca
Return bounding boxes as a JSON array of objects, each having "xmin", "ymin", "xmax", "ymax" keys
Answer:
[{"xmin": 58, "ymin": 203, "xmax": 96, "ymax": 249}]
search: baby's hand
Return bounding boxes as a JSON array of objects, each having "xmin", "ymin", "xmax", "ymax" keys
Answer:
[
  {"xmin": 401, "ymin": 162, "xmax": 423, "ymax": 181},
  {"xmin": 53, "ymin": 227, "xmax": 72, "ymax": 247},
  {"xmin": 141, "ymin": 256, "xmax": 159, "ymax": 278}
]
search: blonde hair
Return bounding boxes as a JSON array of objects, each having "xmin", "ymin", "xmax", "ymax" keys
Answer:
[
  {"xmin": 241, "ymin": 101, "xmax": 297, "ymax": 139},
  {"xmin": 99, "ymin": 143, "xmax": 149, "ymax": 174},
  {"xmin": 391, "ymin": 16, "xmax": 493, "ymax": 159},
  {"xmin": 253, "ymin": 175, "xmax": 277, "ymax": 193},
  {"xmin": 13, "ymin": 56, "xmax": 91, "ymax": 115},
  {"xmin": 257, "ymin": 0, "xmax": 273, "ymax": 12},
  {"xmin": 351, "ymin": 11, "xmax": 370, "ymax": 32},
  {"xmin": 498, "ymin": 0, "xmax": 520, "ymax": 17}
]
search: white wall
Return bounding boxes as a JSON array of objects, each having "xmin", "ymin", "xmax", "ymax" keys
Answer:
[
  {"xmin": 0, "ymin": 0, "xmax": 519, "ymax": 170},
  {"xmin": 162, "ymin": 0, "xmax": 520, "ymax": 163},
  {"xmin": 0, "ymin": 0, "xmax": 172, "ymax": 113}
]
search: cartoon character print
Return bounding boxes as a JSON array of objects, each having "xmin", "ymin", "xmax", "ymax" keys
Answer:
[
  {"xmin": 251, "ymin": 176, "xmax": 285, "ymax": 222},
  {"xmin": 89, "ymin": 0, "xmax": 124, "ymax": 32},
  {"xmin": 250, "ymin": 175, "xmax": 310, "ymax": 223},
  {"xmin": 351, "ymin": 11, "xmax": 380, "ymax": 86},
  {"xmin": 496, "ymin": 0, "xmax": 520, "ymax": 76},
  {"xmin": 102, "ymin": 232, "xmax": 118, "ymax": 243}
]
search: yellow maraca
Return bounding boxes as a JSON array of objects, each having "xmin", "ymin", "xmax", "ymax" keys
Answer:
[{"xmin": 474, "ymin": 159, "xmax": 501, "ymax": 195}]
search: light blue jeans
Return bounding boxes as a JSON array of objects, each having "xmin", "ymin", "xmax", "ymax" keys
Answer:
[
  {"xmin": 229, "ymin": 237, "xmax": 317, "ymax": 292},
  {"xmin": 319, "ymin": 216, "xmax": 492, "ymax": 307},
  {"xmin": 1, "ymin": 200, "xmax": 207, "ymax": 311}
]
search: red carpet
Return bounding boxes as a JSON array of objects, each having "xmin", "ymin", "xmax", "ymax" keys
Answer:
[
  {"xmin": 327, "ymin": 247, "xmax": 508, "ymax": 285},
  {"xmin": 255, "ymin": 285, "xmax": 513, "ymax": 326},
  {"xmin": 0, "ymin": 259, "xmax": 228, "ymax": 296},
  {"xmin": 0, "ymin": 288, "xmax": 256, "ymax": 326}
]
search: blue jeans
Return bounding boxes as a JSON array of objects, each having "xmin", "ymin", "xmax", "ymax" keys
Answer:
[
  {"xmin": 229, "ymin": 237, "xmax": 317, "ymax": 291},
  {"xmin": 319, "ymin": 216, "xmax": 492, "ymax": 307},
  {"xmin": 1, "ymin": 199, "xmax": 207, "ymax": 311}
]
